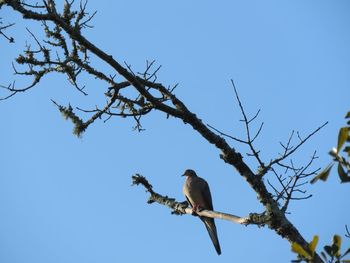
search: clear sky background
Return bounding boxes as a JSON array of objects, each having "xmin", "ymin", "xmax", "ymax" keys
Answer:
[{"xmin": 1, "ymin": 0, "xmax": 349, "ymax": 262}]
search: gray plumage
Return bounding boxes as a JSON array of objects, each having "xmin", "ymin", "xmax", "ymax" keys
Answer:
[{"xmin": 182, "ymin": 169, "xmax": 221, "ymax": 255}]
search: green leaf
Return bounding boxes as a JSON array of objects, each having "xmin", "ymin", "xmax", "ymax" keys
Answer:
[
  {"xmin": 310, "ymin": 163, "xmax": 334, "ymax": 184},
  {"xmin": 309, "ymin": 235, "xmax": 319, "ymax": 255},
  {"xmin": 292, "ymin": 242, "xmax": 311, "ymax": 259},
  {"xmin": 338, "ymin": 127, "xmax": 349, "ymax": 152},
  {"xmin": 338, "ymin": 163, "xmax": 350, "ymax": 183},
  {"xmin": 332, "ymin": 244, "xmax": 340, "ymax": 258},
  {"xmin": 333, "ymin": 235, "xmax": 341, "ymax": 257},
  {"xmin": 345, "ymin": 111, "xmax": 350, "ymax": 118}
]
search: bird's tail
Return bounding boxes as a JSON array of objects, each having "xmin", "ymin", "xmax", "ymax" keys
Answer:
[{"xmin": 202, "ymin": 217, "xmax": 221, "ymax": 255}]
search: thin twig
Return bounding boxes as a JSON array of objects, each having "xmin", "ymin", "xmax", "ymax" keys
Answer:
[
  {"xmin": 267, "ymin": 122, "xmax": 328, "ymax": 172},
  {"xmin": 207, "ymin": 123, "xmax": 246, "ymax": 144},
  {"xmin": 231, "ymin": 79, "xmax": 265, "ymax": 168}
]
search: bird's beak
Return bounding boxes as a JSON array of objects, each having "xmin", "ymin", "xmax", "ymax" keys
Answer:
[{"xmin": 181, "ymin": 173, "xmax": 186, "ymax": 177}]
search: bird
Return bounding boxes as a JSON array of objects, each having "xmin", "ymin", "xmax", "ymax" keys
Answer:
[{"xmin": 182, "ymin": 169, "xmax": 221, "ymax": 255}]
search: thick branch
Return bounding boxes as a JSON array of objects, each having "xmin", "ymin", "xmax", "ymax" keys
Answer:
[{"xmin": 2, "ymin": 2, "xmax": 323, "ymax": 261}]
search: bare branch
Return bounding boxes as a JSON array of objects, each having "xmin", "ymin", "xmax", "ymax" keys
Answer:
[
  {"xmin": 0, "ymin": 21, "xmax": 15, "ymax": 43},
  {"xmin": 0, "ymin": 2, "xmax": 325, "ymax": 260},
  {"xmin": 267, "ymin": 122, "xmax": 328, "ymax": 170},
  {"xmin": 207, "ymin": 123, "xmax": 247, "ymax": 144},
  {"xmin": 251, "ymin": 122, "xmax": 264, "ymax": 143},
  {"xmin": 21, "ymin": 2, "xmax": 46, "ymax": 9},
  {"xmin": 231, "ymin": 80, "xmax": 265, "ymax": 168},
  {"xmin": 131, "ymin": 174, "xmax": 267, "ymax": 226},
  {"xmin": 267, "ymin": 151, "xmax": 319, "ymax": 212},
  {"xmin": 137, "ymin": 60, "xmax": 162, "ymax": 82}
]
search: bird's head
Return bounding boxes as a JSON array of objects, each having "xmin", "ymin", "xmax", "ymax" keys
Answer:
[{"xmin": 182, "ymin": 169, "xmax": 197, "ymax": 177}]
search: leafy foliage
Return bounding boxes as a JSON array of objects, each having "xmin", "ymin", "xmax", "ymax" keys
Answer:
[
  {"xmin": 292, "ymin": 235, "xmax": 350, "ymax": 263},
  {"xmin": 311, "ymin": 111, "xmax": 350, "ymax": 184}
]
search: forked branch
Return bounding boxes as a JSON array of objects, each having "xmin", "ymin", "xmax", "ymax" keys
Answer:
[
  {"xmin": 1, "ymin": 1, "xmax": 325, "ymax": 261},
  {"xmin": 265, "ymin": 122, "xmax": 328, "ymax": 174},
  {"xmin": 207, "ymin": 80, "xmax": 265, "ymax": 169},
  {"xmin": 0, "ymin": 18, "xmax": 15, "ymax": 43}
]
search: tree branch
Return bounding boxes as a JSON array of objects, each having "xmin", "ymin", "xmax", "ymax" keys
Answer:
[
  {"xmin": 131, "ymin": 174, "xmax": 268, "ymax": 226},
  {"xmin": 1, "ymin": 2, "xmax": 325, "ymax": 261},
  {"xmin": 0, "ymin": 20, "xmax": 15, "ymax": 43},
  {"xmin": 231, "ymin": 80, "xmax": 265, "ymax": 169},
  {"xmin": 265, "ymin": 122, "xmax": 328, "ymax": 173}
]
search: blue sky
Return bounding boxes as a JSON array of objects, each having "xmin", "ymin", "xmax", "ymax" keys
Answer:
[{"xmin": 1, "ymin": 0, "xmax": 349, "ymax": 262}]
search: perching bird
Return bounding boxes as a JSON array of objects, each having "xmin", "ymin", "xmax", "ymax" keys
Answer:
[{"xmin": 182, "ymin": 169, "xmax": 221, "ymax": 255}]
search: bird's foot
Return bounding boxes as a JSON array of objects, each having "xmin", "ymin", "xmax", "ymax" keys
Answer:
[
  {"xmin": 191, "ymin": 204, "xmax": 198, "ymax": 215},
  {"xmin": 191, "ymin": 204, "xmax": 204, "ymax": 215},
  {"xmin": 197, "ymin": 206, "xmax": 204, "ymax": 212}
]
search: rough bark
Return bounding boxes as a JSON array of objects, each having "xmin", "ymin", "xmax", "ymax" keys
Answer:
[{"xmin": 2, "ymin": 1, "xmax": 323, "ymax": 261}]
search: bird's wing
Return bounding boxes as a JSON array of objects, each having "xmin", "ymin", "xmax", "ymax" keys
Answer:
[
  {"xmin": 183, "ymin": 180, "xmax": 195, "ymax": 208},
  {"xmin": 197, "ymin": 177, "xmax": 214, "ymax": 211},
  {"xmin": 183, "ymin": 176, "xmax": 221, "ymax": 255},
  {"xmin": 185, "ymin": 195, "xmax": 193, "ymax": 208},
  {"xmin": 196, "ymin": 178, "xmax": 221, "ymax": 254}
]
